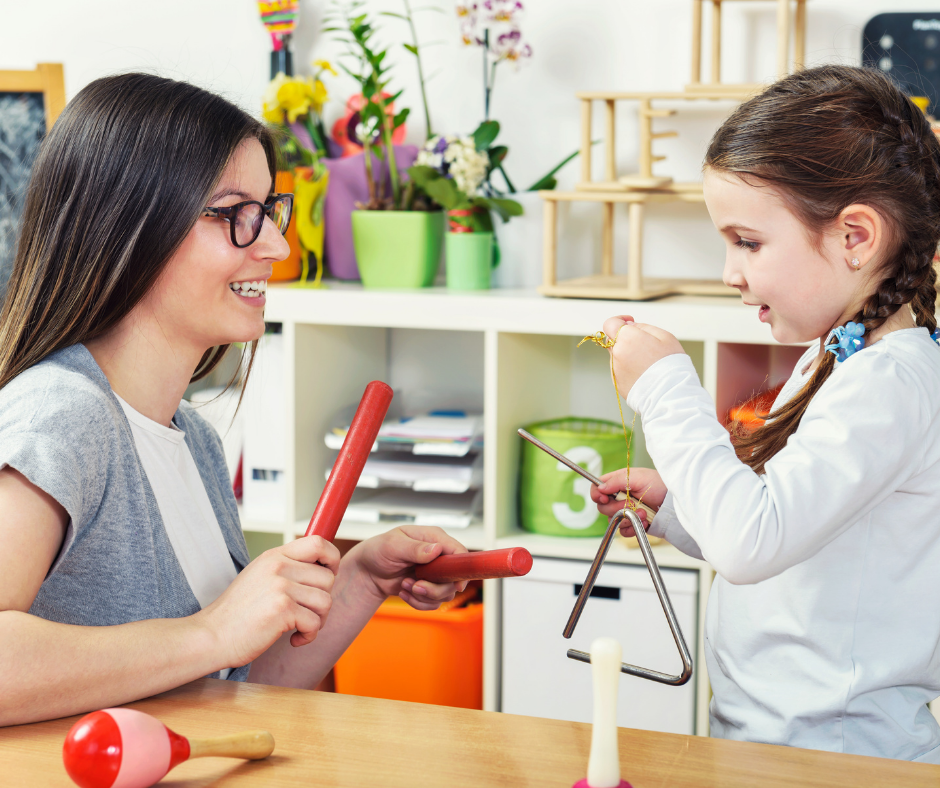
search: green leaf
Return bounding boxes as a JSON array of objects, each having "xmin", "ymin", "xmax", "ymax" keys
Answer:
[
  {"xmin": 392, "ymin": 108, "xmax": 410, "ymax": 129},
  {"xmin": 403, "ymin": 43, "xmax": 418, "ymax": 55},
  {"xmin": 487, "ymin": 145, "xmax": 508, "ymax": 168},
  {"xmin": 423, "ymin": 176, "xmax": 469, "ymax": 210},
  {"xmin": 474, "ymin": 196, "xmax": 522, "ymax": 223},
  {"xmin": 473, "ymin": 120, "xmax": 500, "ymax": 151},
  {"xmin": 380, "ymin": 11, "xmax": 408, "ymax": 19},
  {"xmin": 406, "ymin": 165, "xmax": 440, "ymax": 189},
  {"xmin": 525, "ymin": 146, "xmax": 585, "ymax": 191}
]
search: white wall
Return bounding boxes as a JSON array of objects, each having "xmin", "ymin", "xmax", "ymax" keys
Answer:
[{"xmin": 2, "ymin": 0, "xmax": 936, "ymax": 284}]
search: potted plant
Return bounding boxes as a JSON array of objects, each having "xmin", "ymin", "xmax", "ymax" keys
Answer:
[
  {"xmin": 327, "ymin": 1, "xmax": 442, "ymax": 289},
  {"xmin": 408, "ymin": 123, "xmax": 523, "ymax": 290},
  {"xmin": 261, "ymin": 60, "xmax": 335, "ymax": 285}
]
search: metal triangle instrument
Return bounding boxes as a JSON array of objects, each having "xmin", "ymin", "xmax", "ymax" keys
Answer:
[{"xmin": 518, "ymin": 428, "xmax": 693, "ymax": 686}]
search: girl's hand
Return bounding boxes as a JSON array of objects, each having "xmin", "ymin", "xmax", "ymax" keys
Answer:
[
  {"xmin": 199, "ymin": 535, "xmax": 340, "ymax": 666},
  {"xmin": 591, "ymin": 467, "xmax": 668, "ymax": 537},
  {"xmin": 602, "ymin": 315, "xmax": 685, "ymax": 399},
  {"xmin": 348, "ymin": 526, "xmax": 469, "ymax": 611}
]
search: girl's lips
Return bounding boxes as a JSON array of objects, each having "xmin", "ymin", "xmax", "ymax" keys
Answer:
[{"xmin": 758, "ymin": 305, "xmax": 770, "ymax": 322}]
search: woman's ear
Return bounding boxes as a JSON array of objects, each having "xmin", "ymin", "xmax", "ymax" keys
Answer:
[{"xmin": 837, "ymin": 204, "xmax": 884, "ymax": 271}]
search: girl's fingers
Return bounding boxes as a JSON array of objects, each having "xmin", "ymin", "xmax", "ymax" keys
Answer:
[
  {"xmin": 409, "ymin": 580, "xmax": 460, "ymax": 601},
  {"xmin": 400, "ymin": 589, "xmax": 456, "ymax": 611}
]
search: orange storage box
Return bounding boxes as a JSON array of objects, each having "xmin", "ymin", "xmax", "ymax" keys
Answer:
[{"xmin": 333, "ymin": 589, "xmax": 483, "ymax": 709}]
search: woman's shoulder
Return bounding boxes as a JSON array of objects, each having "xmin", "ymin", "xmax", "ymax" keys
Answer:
[{"xmin": 0, "ymin": 345, "xmax": 120, "ymax": 437}]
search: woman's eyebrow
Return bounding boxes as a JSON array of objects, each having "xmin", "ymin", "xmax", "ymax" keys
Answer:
[{"xmin": 208, "ymin": 187, "xmax": 253, "ymax": 203}]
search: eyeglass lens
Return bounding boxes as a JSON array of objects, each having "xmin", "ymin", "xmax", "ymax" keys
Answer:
[{"xmin": 233, "ymin": 196, "xmax": 292, "ymax": 247}]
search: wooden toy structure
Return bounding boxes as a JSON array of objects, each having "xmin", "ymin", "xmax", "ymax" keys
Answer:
[{"xmin": 539, "ymin": 0, "xmax": 808, "ymax": 301}]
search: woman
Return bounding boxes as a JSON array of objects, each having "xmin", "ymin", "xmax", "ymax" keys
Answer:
[{"xmin": 0, "ymin": 73, "xmax": 467, "ymax": 726}]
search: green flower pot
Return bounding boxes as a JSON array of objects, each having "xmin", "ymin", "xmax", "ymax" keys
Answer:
[
  {"xmin": 352, "ymin": 210, "xmax": 444, "ymax": 288},
  {"xmin": 445, "ymin": 231, "xmax": 494, "ymax": 290}
]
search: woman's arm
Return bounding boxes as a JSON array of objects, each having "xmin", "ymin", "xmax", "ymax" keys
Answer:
[
  {"xmin": 0, "ymin": 467, "xmax": 338, "ymax": 726},
  {"xmin": 249, "ymin": 526, "xmax": 468, "ymax": 688}
]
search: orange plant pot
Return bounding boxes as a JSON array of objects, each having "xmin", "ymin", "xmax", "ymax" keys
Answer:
[
  {"xmin": 334, "ymin": 590, "xmax": 483, "ymax": 709},
  {"xmin": 271, "ymin": 170, "xmax": 302, "ymax": 281}
]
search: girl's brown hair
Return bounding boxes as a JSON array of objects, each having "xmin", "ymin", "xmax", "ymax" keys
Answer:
[
  {"xmin": 0, "ymin": 73, "xmax": 277, "ymax": 391},
  {"xmin": 706, "ymin": 65, "xmax": 940, "ymax": 473}
]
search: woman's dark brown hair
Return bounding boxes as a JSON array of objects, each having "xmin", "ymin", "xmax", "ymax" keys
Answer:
[
  {"xmin": 0, "ymin": 73, "xmax": 277, "ymax": 391},
  {"xmin": 706, "ymin": 65, "xmax": 940, "ymax": 473}
]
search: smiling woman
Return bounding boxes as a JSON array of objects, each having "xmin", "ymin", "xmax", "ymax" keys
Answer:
[{"xmin": 0, "ymin": 73, "xmax": 470, "ymax": 727}]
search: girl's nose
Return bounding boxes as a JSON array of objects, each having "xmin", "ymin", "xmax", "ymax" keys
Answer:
[
  {"xmin": 722, "ymin": 254, "xmax": 746, "ymax": 289},
  {"xmin": 255, "ymin": 214, "xmax": 291, "ymax": 262}
]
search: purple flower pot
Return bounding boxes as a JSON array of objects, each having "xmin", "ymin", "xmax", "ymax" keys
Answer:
[{"xmin": 323, "ymin": 145, "xmax": 418, "ymax": 280}]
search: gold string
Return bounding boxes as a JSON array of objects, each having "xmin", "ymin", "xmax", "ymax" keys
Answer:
[{"xmin": 577, "ymin": 328, "xmax": 646, "ymax": 517}]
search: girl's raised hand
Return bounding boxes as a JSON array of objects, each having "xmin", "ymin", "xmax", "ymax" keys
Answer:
[
  {"xmin": 199, "ymin": 535, "xmax": 340, "ymax": 665},
  {"xmin": 591, "ymin": 467, "xmax": 668, "ymax": 537},
  {"xmin": 602, "ymin": 315, "xmax": 685, "ymax": 399},
  {"xmin": 349, "ymin": 526, "xmax": 470, "ymax": 611}
]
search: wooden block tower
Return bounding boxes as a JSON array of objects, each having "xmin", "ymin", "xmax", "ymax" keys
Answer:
[{"xmin": 539, "ymin": 0, "xmax": 809, "ymax": 301}]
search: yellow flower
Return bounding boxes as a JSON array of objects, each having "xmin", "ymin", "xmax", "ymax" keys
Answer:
[
  {"xmin": 312, "ymin": 79, "xmax": 328, "ymax": 113},
  {"xmin": 262, "ymin": 71, "xmax": 290, "ymax": 123},
  {"xmin": 313, "ymin": 59, "xmax": 338, "ymax": 76},
  {"xmin": 276, "ymin": 77, "xmax": 317, "ymax": 123}
]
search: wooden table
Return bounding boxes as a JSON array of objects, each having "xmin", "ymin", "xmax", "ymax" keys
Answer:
[{"xmin": 3, "ymin": 679, "xmax": 939, "ymax": 787}]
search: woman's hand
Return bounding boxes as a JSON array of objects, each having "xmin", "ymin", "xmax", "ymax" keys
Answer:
[
  {"xmin": 199, "ymin": 535, "xmax": 340, "ymax": 666},
  {"xmin": 347, "ymin": 526, "xmax": 470, "ymax": 611},
  {"xmin": 591, "ymin": 467, "xmax": 668, "ymax": 538},
  {"xmin": 602, "ymin": 315, "xmax": 685, "ymax": 399}
]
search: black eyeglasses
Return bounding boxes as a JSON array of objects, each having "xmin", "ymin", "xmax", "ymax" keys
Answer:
[{"xmin": 202, "ymin": 193, "xmax": 294, "ymax": 248}]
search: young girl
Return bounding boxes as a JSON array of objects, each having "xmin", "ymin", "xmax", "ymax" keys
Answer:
[
  {"xmin": 592, "ymin": 65, "xmax": 940, "ymax": 763},
  {"xmin": 0, "ymin": 73, "xmax": 468, "ymax": 727}
]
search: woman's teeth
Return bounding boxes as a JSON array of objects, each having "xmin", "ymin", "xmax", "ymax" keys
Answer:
[{"xmin": 229, "ymin": 280, "xmax": 266, "ymax": 298}]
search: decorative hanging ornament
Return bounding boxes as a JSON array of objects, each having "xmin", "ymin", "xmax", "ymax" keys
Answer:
[{"xmin": 258, "ymin": 0, "xmax": 298, "ymax": 76}]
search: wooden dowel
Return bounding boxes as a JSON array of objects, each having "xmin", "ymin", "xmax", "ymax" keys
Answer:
[
  {"xmin": 581, "ymin": 99, "xmax": 593, "ymax": 184},
  {"xmin": 711, "ymin": 0, "xmax": 722, "ymax": 84},
  {"xmin": 794, "ymin": 0, "xmax": 806, "ymax": 71},
  {"xmin": 691, "ymin": 0, "xmax": 703, "ymax": 85},
  {"xmin": 776, "ymin": 0, "xmax": 790, "ymax": 77},
  {"xmin": 605, "ymin": 99, "xmax": 616, "ymax": 183},
  {"xmin": 542, "ymin": 199, "xmax": 557, "ymax": 287},
  {"xmin": 601, "ymin": 202, "xmax": 614, "ymax": 276},
  {"xmin": 638, "ymin": 99, "xmax": 652, "ymax": 178},
  {"xmin": 627, "ymin": 201, "xmax": 644, "ymax": 295},
  {"xmin": 187, "ymin": 731, "xmax": 275, "ymax": 760}
]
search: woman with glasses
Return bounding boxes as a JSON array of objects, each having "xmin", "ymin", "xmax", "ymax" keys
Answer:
[{"xmin": 0, "ymin": 73, "xmax": 469, "ymax": 726}]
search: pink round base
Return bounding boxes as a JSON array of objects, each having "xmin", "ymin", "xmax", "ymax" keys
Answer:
[{"xmin": 572, "ymin": 781, "xmax": 632, "ymax": 788}]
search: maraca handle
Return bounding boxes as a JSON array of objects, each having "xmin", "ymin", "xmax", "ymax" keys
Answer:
[
  {"xmin": 188, "ymin": 730, "xmax": 275, "ymax": 760},
  {"xmin": 414, "ymin": 547, "xmax": 533, "ymax": 583}
]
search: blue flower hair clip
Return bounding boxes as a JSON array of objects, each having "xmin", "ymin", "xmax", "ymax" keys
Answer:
[
  {"xmin": 931, "ymin": 328, "xmax": 940, "ymax": 347},
  {"xmin": 824, "ymin": 321, "xmax": 866, "ymax": 363}
]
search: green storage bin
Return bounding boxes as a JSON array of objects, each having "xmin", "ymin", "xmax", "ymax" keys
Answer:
[{"xmin": 519, "ymin": 417, "xmax": 633, "ymax": 537}]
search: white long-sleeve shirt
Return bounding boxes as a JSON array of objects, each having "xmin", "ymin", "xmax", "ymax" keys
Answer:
[{"xmin": 630, "ymin": 327, "xmax": 940, "ymax": 763}]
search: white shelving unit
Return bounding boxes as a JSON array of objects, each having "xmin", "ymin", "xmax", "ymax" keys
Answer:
[{"xmin": 251, "ymin": 282, "xmax": 805, "ymax": 736}]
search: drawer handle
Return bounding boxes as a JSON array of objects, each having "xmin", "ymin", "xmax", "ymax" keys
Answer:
[{"xmin": 573, "ymin": 584, "xmax": 620, "ymax": 600}]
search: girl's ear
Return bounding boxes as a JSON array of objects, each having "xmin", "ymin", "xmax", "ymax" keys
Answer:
[{"xmin": 837, "ymin": 204, "xmax": 884, "ymax": 271}]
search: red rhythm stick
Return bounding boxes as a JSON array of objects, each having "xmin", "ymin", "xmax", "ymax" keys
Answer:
[
  {"xmin": 415, "ymin": 547, "xmax": 533, "ymax": 583},
  {"xmin": 306, "ymin": 380, "xmax": 394, "ymax": 541}
]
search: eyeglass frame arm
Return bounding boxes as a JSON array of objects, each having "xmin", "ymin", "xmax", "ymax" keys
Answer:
[{"xmin": 516, "ymin": 428, "xmax": 693, "ymax": 687}]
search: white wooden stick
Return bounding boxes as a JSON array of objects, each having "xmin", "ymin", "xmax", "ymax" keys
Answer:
[{"xmin": 587, "ymin": 637, "xmax": 623, "ymax": 788}]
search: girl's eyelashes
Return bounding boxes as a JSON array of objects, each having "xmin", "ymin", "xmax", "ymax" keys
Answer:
[{"xmin": 735, "ymin": 238, "xmax": 760, "ymax": 252}]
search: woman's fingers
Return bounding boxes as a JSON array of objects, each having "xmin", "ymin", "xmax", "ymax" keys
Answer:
[{"xmin": 281, "ymin": 534, "xmax": 341, "ymax": 575}]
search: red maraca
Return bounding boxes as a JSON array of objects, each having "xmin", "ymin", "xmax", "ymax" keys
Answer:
[{"xmin": 63, "ymin": 708, "xmax": 274, "ymax": 788}]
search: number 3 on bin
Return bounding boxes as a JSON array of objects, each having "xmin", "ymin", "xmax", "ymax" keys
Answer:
[{"xmin": 552, "ymin": 446, "xmax": 602, "ymax": 530}]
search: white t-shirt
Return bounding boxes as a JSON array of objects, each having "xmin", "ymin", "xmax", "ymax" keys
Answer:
[
  {"xmin": 634, "ymin": 327, "xmax": 940, "ymax": 762},
  {"xmin": 116, "ymin": 394, "xmax": 238, "ymax": 678}
]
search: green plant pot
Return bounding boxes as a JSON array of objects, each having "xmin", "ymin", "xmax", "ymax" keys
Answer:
[
  {"xmin": 352, "ymin": 210, "xmax": 444, "ymax": 288},
  {"xmin": 445, "ymin": 232, "xmax": 493, "ymax": 290}
]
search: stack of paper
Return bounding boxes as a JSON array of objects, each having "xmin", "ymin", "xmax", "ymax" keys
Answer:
[
  {"xmin": 325, "ymin": 413, "xmax": 483, "ymax": 457},
  {"xmin": 327, "ymin": 452, "xmax": 482, "ymax": 494},
  {"xmin": 344, "ymin": 489, "xmax": 482, "ymax": 529}
]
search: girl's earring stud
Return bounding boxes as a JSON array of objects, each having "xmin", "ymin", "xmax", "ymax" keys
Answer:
[{"xmin": 851, "ymin": 258, "xmax": 861, "ymax": 270}]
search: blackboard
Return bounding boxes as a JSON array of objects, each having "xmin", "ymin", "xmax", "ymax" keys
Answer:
[{"xmin": 0, "ymin": 92, "xmax": 45, "ymax": 302}]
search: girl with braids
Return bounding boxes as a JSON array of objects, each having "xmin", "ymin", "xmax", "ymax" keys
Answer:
[
  {"xmin": 0, "ymin": 74, "xmax": 469, "ymax": 727},
  {"xmin": 592, "ymin": 65, "xmax": 940, "ymax": 762}
]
